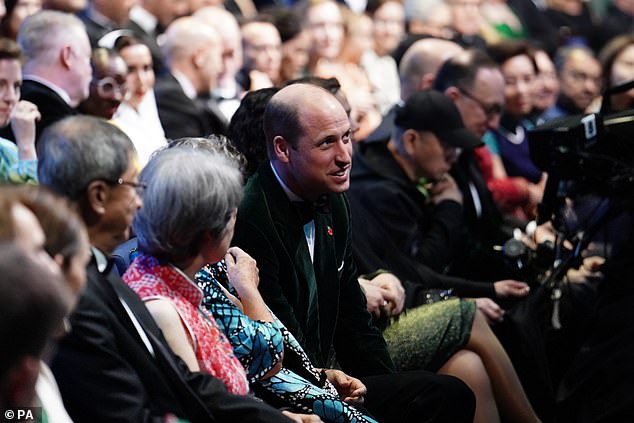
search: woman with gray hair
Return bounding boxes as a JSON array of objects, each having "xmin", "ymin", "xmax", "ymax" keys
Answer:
[
  {"xmin": 123, "ymin": 146, "xmax": 251, "ymax": 396},
  {"xmin": 124, "ymin": 140, "xmax": 378, "ymax": 423}
]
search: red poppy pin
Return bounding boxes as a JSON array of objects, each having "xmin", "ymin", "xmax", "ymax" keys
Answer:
[{"xmin": 327, "ymin": 226, "xmax": 333, "ymax": 236}]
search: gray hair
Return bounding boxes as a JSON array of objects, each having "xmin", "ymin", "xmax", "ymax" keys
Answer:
[
  {"xmin": 134, "ymin": 146, "xmax": 244, "ymax": 262},
  {"xmin": 37, "ymin": 116, "xmax": 136, "ymax": 201},
  {"xmin": 404, "ymin": 0, "xmax": 441, "ymax": 23},
  {"xmin": 167, "ymin": 134, "xmax": 247, "ymax": 174},
  {"xmin": 17, "ymin": 10, "xmax": 86, "ymax": 66}
]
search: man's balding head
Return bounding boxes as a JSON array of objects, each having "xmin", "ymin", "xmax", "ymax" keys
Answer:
[
  {"xmin": 399, "ymin": 38, "xmax": 463, "ymax": 100},
  {"xmin": 194, "ymin": 7, "xmax": 243, "ymax": 81},
  {"xmin": 161, "ymin": 16, "xmax": 223, "ymax": 93},
  {"xmin": 264, "ymin": 84, "xmax": 352, "ymax": 200},
  {"xmin": 162, "ymin": 17, "xmax": 220, "ymax": 66},
  {"xmin": 264, "ymin": 83, "xmax": 345, "ymax": 156}
]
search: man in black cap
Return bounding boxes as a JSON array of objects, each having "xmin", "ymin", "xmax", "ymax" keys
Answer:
[
  {"xmin": 357, "ymin": 90, "xmax": 478, "ymax": 271},
  {"xmin": 349, "ymin": 90, "xmax": 530, "ymax": 310}
]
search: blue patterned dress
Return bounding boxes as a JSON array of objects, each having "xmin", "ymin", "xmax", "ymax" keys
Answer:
[
  {"xmin": 196, "ymin": 262, "xmax": 379, "ymax": 423},
  {"xmin": 0, "ymin": 137, "xmax": 37, "ymax": 184}
]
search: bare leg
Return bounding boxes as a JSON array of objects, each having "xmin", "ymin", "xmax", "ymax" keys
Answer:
[
  {"xmin": 439, "ymin": 349, "xmax": 500, "ymax": 423},
  {"xmin": 466, "ymin": 310, "xmax": 541, "ymax": 423}
]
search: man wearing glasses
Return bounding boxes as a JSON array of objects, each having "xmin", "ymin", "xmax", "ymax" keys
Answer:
[{"xmin": 39, "ymin": 115, "xmax": 293, "ymax": 423}]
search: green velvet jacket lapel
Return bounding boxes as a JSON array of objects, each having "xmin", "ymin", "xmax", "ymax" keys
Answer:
[
  {"xmin": 257, "ymin": 164, "xmax": 323, "ymax": 358},
  {"xmin": 256, "ymin": 164, "xmax": 343, "ymax": 364}
]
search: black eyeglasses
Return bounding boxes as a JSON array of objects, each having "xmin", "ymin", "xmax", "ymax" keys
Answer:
[
  {"xmin": 458, "ymin": 87, "xmax": 503, "ymax": 119},
  {"xmin": 103, "ymin": 178, "xmax": 146, "ymax": 195}
]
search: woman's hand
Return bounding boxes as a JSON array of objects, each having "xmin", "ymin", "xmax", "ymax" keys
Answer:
[
  {"xmin": 11, "ymin": 100, "xmax": 40, "ymax": 161},
  {"xmin": 282, "ymin": 411, "xmax": 324, "ymax": 423},
  {"xmin": 225, "ymin": 246, "xmax": 259, "ymax": 297},
  {"xmin": 225, "ymin": 246, "xmax": 275, "ymax": 323},
  {"xmin": 323, "ymin": 369, "xmax": 366, "ymax": 405}
]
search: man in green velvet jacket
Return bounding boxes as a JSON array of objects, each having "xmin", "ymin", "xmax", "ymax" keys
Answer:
[{"xmin": 232, "ymin": 83, "xmax": 476, "ymax": 423}]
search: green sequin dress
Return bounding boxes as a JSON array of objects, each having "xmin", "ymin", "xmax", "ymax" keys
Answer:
[{"xmin": 383, "ymin": 298, "xmax": 476, "ymax": 372}]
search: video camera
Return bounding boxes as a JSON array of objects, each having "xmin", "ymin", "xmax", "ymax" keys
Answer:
[
  {"xmin": 529, "ymin": 79, "xmax": 634, "ymax": 218},
  {"xmin": 505, "ymin": 81, "xmax": 634, "ymax": 287},
  {"xmin": 513, "ymin": 81, "xmax": 634, "ymax": 283}
]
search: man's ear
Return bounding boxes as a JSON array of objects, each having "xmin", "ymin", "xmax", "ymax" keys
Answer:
[
  {"xmin": 445, "ymin": 86, "xmax": 461, "ymax": 102},
  {"xmin": 85, "ymin": 180, "xmax": 109, "ymax": 217},
  {"xmin": 60, "ymin": 45, "xmax": 73, "ymax": 70},
  {"xmin": 273, "ymin": 135, "xmax": 291, "ymax": 163},
  {"xmin": 419, "ymin": 73, "xmax": 436, "ymax": 91},
  {"xmin": 192, "ymin": 47, "xmax": 205, "ymax": 69},
  {"xmin": 402, "ymin": 128, "xmax": 419, "ymax": 157}
]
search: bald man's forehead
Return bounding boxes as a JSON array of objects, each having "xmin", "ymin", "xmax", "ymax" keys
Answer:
[{"xmin": 299, "ymin": 94, "xmax": 348, "ymax": 125}]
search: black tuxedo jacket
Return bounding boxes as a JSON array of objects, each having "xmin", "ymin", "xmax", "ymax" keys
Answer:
[
  {"xmin": 232, "ymin": 163, "xmax": 394, "ymax": 377},
  {"xmin": 51, "ymin": 258, "xmax": 291, "ymax": 423},
  {"xmin": 0, "ymin": 80, "xmax": 76, "ymax": 144},
  {"xmin": 154, "ymin": 73, "xmax": 227, "ymax": 140}
]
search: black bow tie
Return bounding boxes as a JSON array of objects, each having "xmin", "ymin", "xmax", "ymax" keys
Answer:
[{"xmin": 293, "ymin": 195, "xmax": 330, "ymax": 225}]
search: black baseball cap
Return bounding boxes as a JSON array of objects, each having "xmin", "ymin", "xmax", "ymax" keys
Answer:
[{"xmin": 394, "ymin": 90, "xmax": 482, "ymax": 149}]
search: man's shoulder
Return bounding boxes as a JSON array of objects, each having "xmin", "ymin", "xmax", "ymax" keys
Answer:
[
  {"xmin": 154, "ymin": 74, "xmax": 186, "ymax": 99},
  {"xmin": 21, "ymin": 80, "xmax": 64, "ymax": 103},
  {"xmin": 350, "ymin": 141, "xmax": 409, "ymax": 196},
  {"xmin": 236, "ymin": 167, "xmax": 280, "ymax": 235}
]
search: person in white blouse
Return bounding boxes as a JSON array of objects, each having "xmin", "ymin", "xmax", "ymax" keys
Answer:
[{"xmin": 112, "ymin": 36, "xmax": 166, "ymax": 167}]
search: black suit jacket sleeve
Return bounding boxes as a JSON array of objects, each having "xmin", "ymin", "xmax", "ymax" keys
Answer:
[
  {"xmin": 52, "ymin": 278, "xmax": 176, "ymax": 422},
  {"xmin": 52, "ymin": 261, "xmax": 292, "ymax": 423}
]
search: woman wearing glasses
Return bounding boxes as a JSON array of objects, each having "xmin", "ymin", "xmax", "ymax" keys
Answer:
[{"xmin": 78, "ymin": 47, "xmax": 128, "ymax": 120}]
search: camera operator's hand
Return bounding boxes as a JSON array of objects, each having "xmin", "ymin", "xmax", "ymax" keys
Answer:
[
  {"xmin": 429, "ymin": 174, "xmax": 463, "ymax": 205},
  {"xmin": 474, "ymin": 298, "xmax": 505, "ymax": 324},
  {"xmin": 494, "ymin": 280, "xmax": 530, "ymax": 299}
]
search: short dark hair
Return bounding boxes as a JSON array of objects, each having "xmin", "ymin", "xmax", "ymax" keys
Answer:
[
  {"xmin": 229, "ymin": 87, "xmax": 279, "ymax": 175},
  {"xmin": 263, "ymin": 93, "xmax": 305, "ymax": 160},
  {"xmin": 268, "ymin": 5, "xmax": 305, "ymax": 43},
  {"xmin": 553, "ymin": 44, "xmax": 596, "ymax": 74},
  {"xmin": 113, "ymin": 35, "xmax": 143, "ymax": 52},
  {"xmin": 365, "ymin": 0, "xmax": 400, "ymax": 16},
  {"xmin": 433, "ymin": 48, "xmax": 498, "ymax": 92},
  {"xmin": 285, "ymin": 75, "xmax": 342, "ymax": 95},
  {"xmin": 487, "ymin": 40, "xmax": 537, "ymax": 73},
  {"xmin": 38, "ymin": 116, "xmax": 136, "ymax": 201}
]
